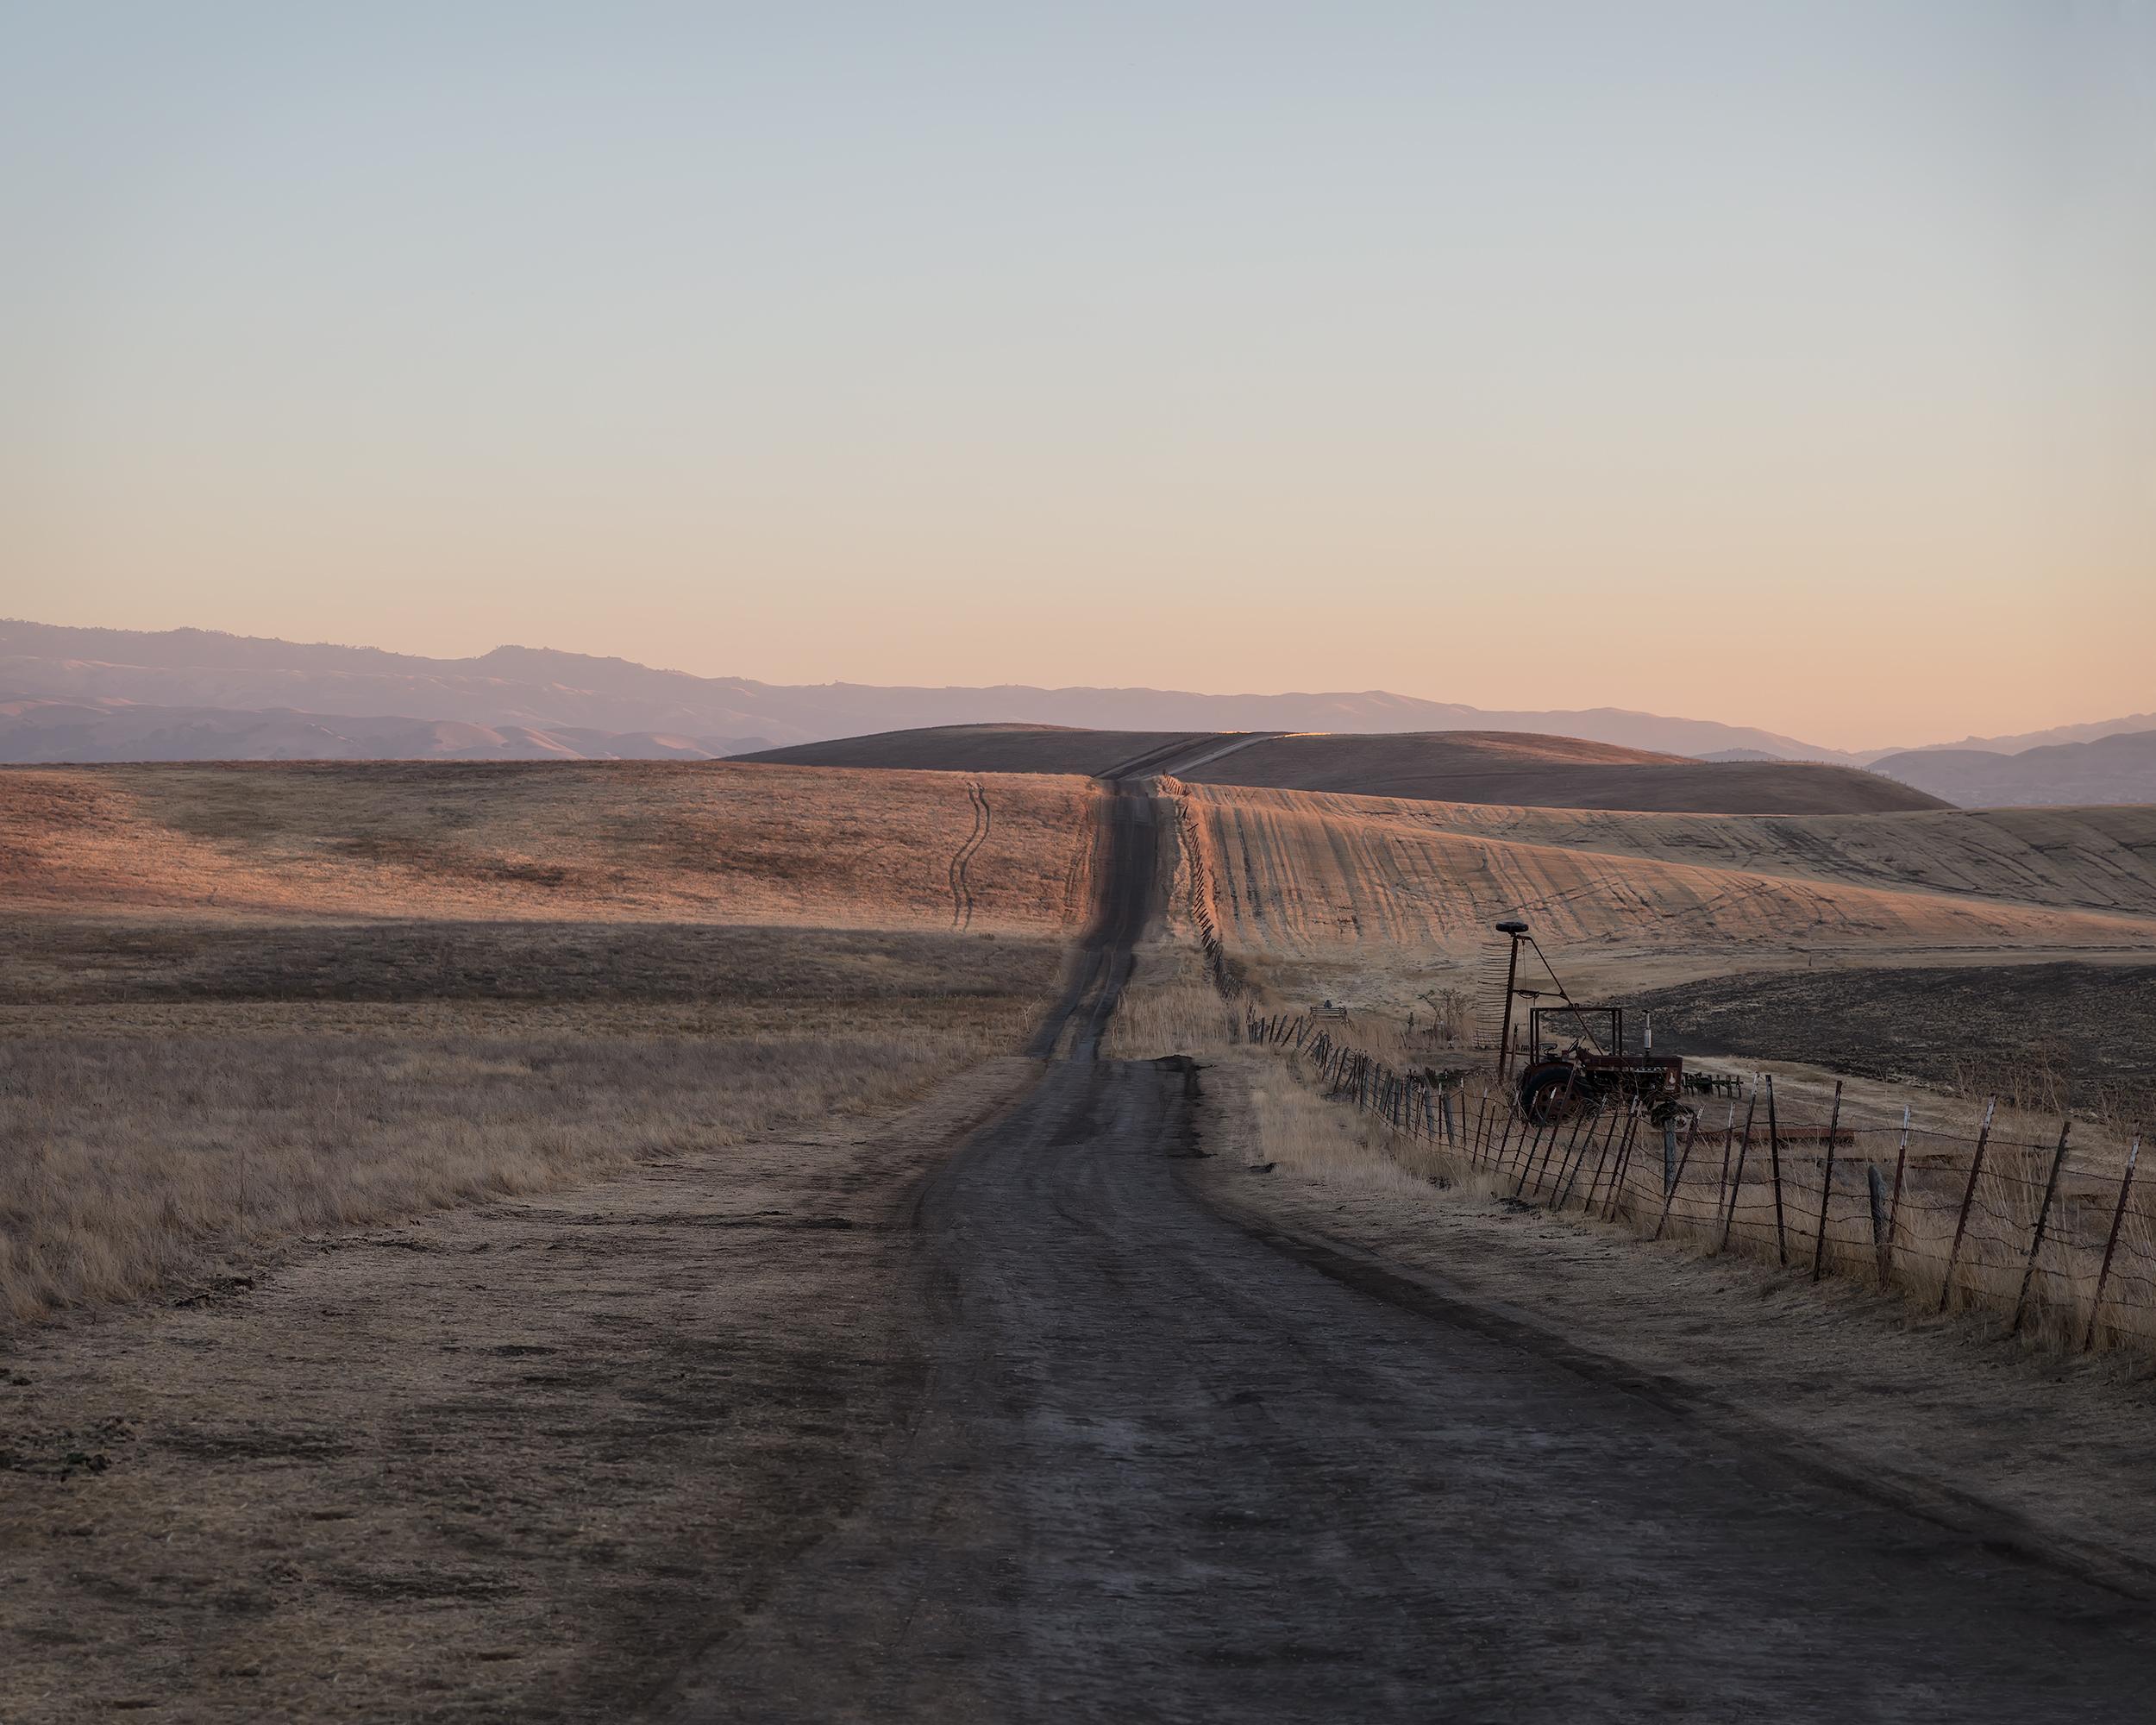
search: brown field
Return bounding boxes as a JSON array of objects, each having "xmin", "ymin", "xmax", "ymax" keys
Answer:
[
  {"xmin": 0, "ymin": 761, "xmax": 1090, "ymax": 1719},
  {"xmin": 1169, "ymin": 779, "xmax": 2156, "ymax": 1011},
  {"xmin": 0, "ymin": 760, "xmax": 1097, "ymax": 932},
  {"xmin": 750, "ymin": 723, "xmax": 1944, "ymax": 814},
  {"xmin": 0, "ymin": 762, "xmax": 1096, "ymax": 1327},
  {"xmin": 1332, "ymin": 797, "xmax": 2156, "ymax": 916}
]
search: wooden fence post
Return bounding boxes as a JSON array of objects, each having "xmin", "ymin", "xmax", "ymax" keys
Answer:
[
  {"xmin": 2084, "ymin": 1134, "xmax": 2141, "ymax": 1352},
  {"xmin": 1764, "ymin": 1076, "xmax": 1789, "ymax": 1266},
  {"xmin": 2011, "ymin": 1117, "xmax": 2073, "ymax": 1336},
  {"xmin": 1880, "ymin": 1105, "xmax": 1911, "ymax": 1289},
  {"xmin": 1936, "ymin": 1096, "xmax": 1998, "ymax": 1316},
  {"xmin": 1810, "ymin": 1080, "xmax": 1845, "ymax": 1283}
]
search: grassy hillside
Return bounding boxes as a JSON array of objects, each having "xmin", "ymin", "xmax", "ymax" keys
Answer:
[
  {"xmin": 0, "ymin": 760, "xmax": 1097, "ymax": 933},
  {"xmin": 735, "ymin": 723, "xmax": 1215, "ymax": 776},
  {"xmin": 1172, "ymin": 781, "xmax": 2156, "ymax": 1002},
  {"xmin": 1288, "ymin": 797, "xmax": 2156, "ymax": 919},
  {"xmin": 744, "ymin": 723, "xmax": 1944, "ymax": 815},
  {"xmin": 1181, "ymin": 731, "xmax": 1942, "ymax": 814}
]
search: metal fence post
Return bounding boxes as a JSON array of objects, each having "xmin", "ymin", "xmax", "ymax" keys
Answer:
[
  {"xmin": 1880, "ymin": 1105, "xmax": 1911, "ymax": 1289},
  {"xmin": 2083, "ymin": 1133, "xmax": 2140, "ymax": 1352},
  {"xmin": 2011, "ymin": 1117, "xmax": 2073, "ymax": 1336},
  {"xmin": 1601, "ymin": 1102, "xmax": 1643, "ymax": 1222},
  {"xmin": 1717, "ymin": 1082, "xmax": 1760, "ymax": 1256},
  {"xmin": 1547, "ymin": 1099, "xmax": 1599, "ymax": 1212},
  {"xmin": 1764, "ymin": 1075, "xmax": 1789, "ymax": 1267},
  {"xmin": 1937, "ymin": 1097, "xmax": 1998, "ymax": 1316},
  {"xmin": 1810, "ymin": 1080, "xmax": 1845, "ymax": 1283},
  {"xmin": 1652, "ymin": 1106, "xmax": 1703, "ymax": 1242}
]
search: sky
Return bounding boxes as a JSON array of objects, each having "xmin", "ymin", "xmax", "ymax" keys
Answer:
[{"xmin": 3, "ymin": 2, "xmax": 2151, "ymax": 751}]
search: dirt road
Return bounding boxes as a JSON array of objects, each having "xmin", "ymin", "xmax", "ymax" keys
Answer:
[{"xmin": 667, "ymin": 772, "xmax": 2156, "ymax": 1723}]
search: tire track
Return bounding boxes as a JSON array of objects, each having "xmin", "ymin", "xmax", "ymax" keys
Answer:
[{"xmin": 946, "ymin": 780, "xmax": 991, "ymax": 929}]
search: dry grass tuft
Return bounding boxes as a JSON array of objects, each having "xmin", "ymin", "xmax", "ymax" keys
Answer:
[
  {"xmin": 0, "ymin": 1030, "xmax": 986, "ymax": 1325},
  {"xmin": 0, "ymin": 917, "xmax": 1063, "ymax": 1329}
]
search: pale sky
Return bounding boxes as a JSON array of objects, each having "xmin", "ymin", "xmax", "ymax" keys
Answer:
[{"xmin": 3, "ymin": 2, "xmax": 2151, "ymax": 750}]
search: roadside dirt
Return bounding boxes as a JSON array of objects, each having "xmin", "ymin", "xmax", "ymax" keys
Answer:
[
  {"xmin": 0, "ymin": 1058, "xmax": 1037, "ymax": 1724},
  {"xmin": 1195, "ymin": 1048, "xmax": 2156, "ymax": 1599}
]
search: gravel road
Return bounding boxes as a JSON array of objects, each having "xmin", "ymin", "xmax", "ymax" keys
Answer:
[{"xmin": 666, "ymin": 772, "xmax": 2156, "ymax": 1724}]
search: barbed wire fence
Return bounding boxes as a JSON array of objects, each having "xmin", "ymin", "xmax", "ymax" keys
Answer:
[{"xmin": 1238, "ymin": 1007, "xmax": 2151, "ymax": 1357}]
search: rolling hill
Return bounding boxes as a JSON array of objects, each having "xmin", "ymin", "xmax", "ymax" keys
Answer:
[
  {"xmin": 1171, "ymin": 781, "xmax": 2156, "ymax": 985},
  {"xmin": 749, "ymin": 724, "xmax": 1945, "ymax": 816},
  {"xmin": 1171, "ymin": 731, "xmax": 1940, "ymax": 815},
  {"xmin": 0, "ymin": 760, "xmax": 1095, "ymax": 933}
]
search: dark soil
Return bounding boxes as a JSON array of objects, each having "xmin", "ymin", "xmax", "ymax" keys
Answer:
[{"xmin": 1635, "ymin": 962, "xmax": 2156, "ymax": 1108}]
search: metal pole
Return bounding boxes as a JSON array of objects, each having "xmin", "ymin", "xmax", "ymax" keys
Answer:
[
  {"xmin": 1765, "ymin": 1076, "xmax": 1789, "ymax": 1267},
  {"xmin": 1881, "ymin": 1105, "xmax": 1911, "ymax": 1289},
  {"xmin": 2012, "ymin": 1117, "xmax": 2073, "ymax": 1336},
  {"xmin": 1714, "ymin": 1094, "xmax": 1737, "ymax": 1215},
  {"xmin": 1717, "ymin": 1082, "xmax": 1760, "ymax": 1255},
  {"xmin": 1546, "ymin": 1095, "xmax": 1599, "ymax": 1211},
  {"xmin": 2084, "ymin": 1134, "xmax": 2141, "ymax": 1352},
  {"xmin": 1494, "ymin": 930, "xmax": 1524, "ymax": 1083},
  {"xmin": 1652, "ymin": 1106, "xmax": 1704, "ymax": 1242},
  {"xmin": 1601, "ymin": 1102, "xmax": 1644, "ymax": 1222},
  {"xmin": 1492, "ymin": 1101, "xmax": 1519, "ymax": 1178},
  {"xmin": 1810, "ymin": 1080, "xmax": 1845, "ymax": 1283},
  {"xmin": 1937, "ymin": 1096, "xmax": 1998, "ymax": 1316},
  {"xmin": 1520, "ymin": 1071, "xmax": 1578, "ymax": 1198},
  {"xmin": 1571, "ymin": 1102, "xmax": 1625, "ymax": 1212}
]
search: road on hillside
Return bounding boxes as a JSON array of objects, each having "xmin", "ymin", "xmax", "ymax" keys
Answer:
[{"xmin": 664, "ymin": 762, "xmax": 2156, "ymax": 1723}]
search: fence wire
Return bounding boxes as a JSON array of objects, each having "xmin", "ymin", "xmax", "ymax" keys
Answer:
[{"xmin": 1238, "ymin": 1008, "xmax": 2149, "ymax": 1355}]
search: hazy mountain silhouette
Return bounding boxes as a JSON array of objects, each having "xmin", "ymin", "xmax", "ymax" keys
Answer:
[
  {"xmin": 1870, "ymin": 731, "xmax": 2156, "ymax": 807},
  {"xmin": 0, "ymin": 619, "xmax": 1836, "ymax": 758}
]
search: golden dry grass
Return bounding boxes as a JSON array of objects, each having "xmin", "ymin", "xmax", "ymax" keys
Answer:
[
  {"xmin": 1302, "ymin": 795, "xmax": 2156, "ymax": 918},
  {"xmin": 1120, "ymin": 774, "xmax": 2156, "ymax": 1355},
  {"xmin": 0, "ymin": 760, "xmax": 1098, "ymax": 932},
  {"xmin": 1166, "ymin": 779, "xmax": 2156, "ymax": 1026},
  {"xmin": 0, "ymin": 762, "xmax": 1097, "ymax": 1327},
  {"xmin": 0, "ymin": 923, "xmax": 1063, "ymax": 1328}
]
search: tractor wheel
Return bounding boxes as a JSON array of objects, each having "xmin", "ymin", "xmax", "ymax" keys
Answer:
[{"xmin": 1518, "ymin": 1065, "xmax": 1582, "ymax": 1125}]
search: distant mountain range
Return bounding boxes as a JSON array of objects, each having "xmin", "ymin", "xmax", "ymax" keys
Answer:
[
  {"xmin": 0, "ymin": 698, "xmax": 761, "ymax": 763},
  {"xmin": 1858, "ymin": 712, "xmax": 2156, "ymax": 760},
  {"xmin": 0, "ymin": 619, "xmax": 2147, "ymax": 806},
  {"xmin": 0, "ymin": 618, "xmax": 1833, "ymax": 758},
  {"xmin": 1865, "ymin": 731, "xmax": 2156, "ymax": 807}
]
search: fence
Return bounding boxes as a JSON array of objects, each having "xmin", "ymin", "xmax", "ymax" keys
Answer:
[
  {"xmin": 1173, "ymin": 796, "xmax": 1239, "ymax": 998},
  {"xmin": 1240, "ymin": 1007, "xmax": 2153, "ymax": 1357}
]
